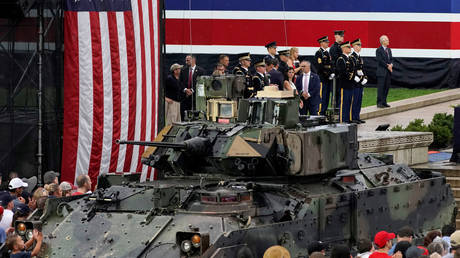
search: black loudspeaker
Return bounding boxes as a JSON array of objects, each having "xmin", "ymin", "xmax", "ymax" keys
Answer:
[{"xmin": 0, "ymin": 0, "xmax": 36, "ymax": 19}]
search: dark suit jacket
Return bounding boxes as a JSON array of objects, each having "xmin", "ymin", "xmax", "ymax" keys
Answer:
[
  {"xmin": 268, "ymin": 69, "xmax": 284, "ymax": 90},
  {"xmin": 179, "ymin": 65, "xmax": 205, "ymax": 104},
  {"xmin": 179, "ymin": 65, "xmax": 205, "ymax": 92},
  {"xmin": 295, "ymin": 72, "xmax": 321, "ymax": 107},
  {"xmin": 376, "ymin": 46, "xmax": 393, "ymax": 77}
]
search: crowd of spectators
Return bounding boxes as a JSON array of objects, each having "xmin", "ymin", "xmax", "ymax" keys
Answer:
[
  {"xmin": 263, "ymin": 225, "xmax": 459, "ymax": 258},
  {"xmin": 0, "ymin": 171, "xmax": 93, "ymax": 256}
]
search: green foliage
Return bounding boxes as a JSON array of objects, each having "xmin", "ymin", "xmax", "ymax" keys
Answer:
[
  {"xmin": 427, "ymin": 113, "xmax": 454, "ymax": 148},
  {"xmin": 392, "ymin": 113, "xmax": 453, "ymax": 149},
  {"xmin": 405, "ymin": 119, "xmax": 429, "ymax": 132},
  {"xmin": 391, "ymin": 124, "xmax": 404, "ymax": 131}
]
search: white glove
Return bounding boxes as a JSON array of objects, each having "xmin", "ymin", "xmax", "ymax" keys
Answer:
[
  {"xmin": 357, "ymin": 70, "xmax": 364, "ymax": 76},
  {"xmin": 361, "ymin": 78, "xmax": 368, "ymax": 85},
  {"xmin": 329, "ymin": 73, "xmax": 335, "ymax": 80},
  {"xmin": 354, "ymin": 76, "xmax": 360, "ymax": 83}
]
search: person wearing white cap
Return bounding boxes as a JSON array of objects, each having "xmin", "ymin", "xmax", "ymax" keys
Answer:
[{"xmin": 8, "ymin": 178, "xmax": 28, "ymax": 207}]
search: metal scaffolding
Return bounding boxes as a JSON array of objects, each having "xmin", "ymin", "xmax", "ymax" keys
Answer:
[{"xmin": 0, "ymin": 0, "xmax": 63, "ymax": 181}]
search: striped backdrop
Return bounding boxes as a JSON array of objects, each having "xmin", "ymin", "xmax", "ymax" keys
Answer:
[
  {"xmin": 164, "ymin": 0, "xmax": 460, "ymax": 58},
  {"xmin": 61, "ymin": 0, "xmax": 161, "ymax": 185}
]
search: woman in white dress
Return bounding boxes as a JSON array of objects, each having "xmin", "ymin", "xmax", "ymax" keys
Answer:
[{"xmin": 283, "ymin": 67, "xmax": 297, "ymax": 91}]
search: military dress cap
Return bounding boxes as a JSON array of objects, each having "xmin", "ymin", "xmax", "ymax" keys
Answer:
[
  {"xmin": 351, "ymin": 38, "xmax": 361, "ymax": 46},
  {"xmin": 334, "ymin": 30, "xmax": 345, "ymax": 36},
  {"xmin": 340, "ymin": 41, "xmax": 351, "ymax": 48},
  {"xmin": 237, "ymin": 52, "xmax": 251, "ymax": 61},
  {"xmin": 317, "ymin": 36, "xmax": 329, "ymax": 43},
  {"xmin": 278, "ymin": 49, "xmax": 290, "ymax": 56},
  {"xmin": 254, "ymin": 59, "xmax": 266, "ymax": 67},
  {"xmin": 265, "ymin": 41, "xmax": 277, "ymax": 48}
]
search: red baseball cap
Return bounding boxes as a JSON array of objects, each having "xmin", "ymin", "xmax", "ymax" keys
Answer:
[{"xmin": 374, "ymin": 231, "xmax": 396, "ymax": 248}]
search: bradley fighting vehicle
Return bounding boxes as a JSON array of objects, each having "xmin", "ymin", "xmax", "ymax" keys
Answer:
[{"xmin": 12, "ymin": 85, "xmax": 456, "ymax": 258}]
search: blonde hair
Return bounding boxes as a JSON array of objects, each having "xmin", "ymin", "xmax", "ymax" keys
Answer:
[
  {"xmin": 45, "ymin": 183, "xmax": 61, "ymax": 196},
  {"xmin": 289, "ymin": 47, "xmax": 299, "ymax": 59},
  {"xmin": 33, "ymin": 187, "xmax": 48, "ymax": 200}
]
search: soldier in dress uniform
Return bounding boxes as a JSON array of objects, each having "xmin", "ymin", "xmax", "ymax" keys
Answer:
[
  {"xmin": 330, "ymin": 30, "xmax": 345, "ymax": 64},
  {"xmin": 330, "ymin": 30, "xmax": 345, "ymax": 107},
  {"xmin": 278, "ymin": 49, "xmax": 290, "ymax": 80},
  {"xmin": 251, "ymin": 59, "xmax": 269, "ymax": 96},
  {"xmin": 314, "ymin": 36, "xmax": 334, "ymax": 115},
  {"xmin": 264, "ymin": 41, "xmax": 277, "ymax": 64},
  {"xmin": 350, "ymin": 38, "xmax": 368, "ymax": 124},
  {"xmin": 336, "ymin": 41, "xmax": 355, "ymax": 123},
  {"xmin": 233, "ymin": 52, "xmax": 253, "ymax": 98}
]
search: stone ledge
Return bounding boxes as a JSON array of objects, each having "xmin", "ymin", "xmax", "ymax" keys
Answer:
[
  {"xmin": 358, "ymin": 131, "xmax": 433, "ymax": 165},
  {"xmin": 360, "ymin": 88, "xmax": 460, "ymax": 120}
]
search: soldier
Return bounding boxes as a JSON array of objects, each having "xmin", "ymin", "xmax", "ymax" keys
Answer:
[
  {"xmin": 314, "ymin": 36, "xmax": 334, "ymax": 115},
  {"xmin": 278, "ymin": 49, "xmax": 290, "ymax": 79},
  {"xmin": 264, "ymin": 41, "xmax": 277, "ymax": 64},
  {"xmin": 251, "ymin": 59, "xmax": 269, "ymax": 96},
  {"xmin": 330, "ymin": 30, "xmax": 345, "ymax": 64},
  {"xmin": 350, "ymin": 38, "xmax": 368, "ymax": 124},
  {"xmin": 336, "ymin": 41, "xmax": 355, "ymax": 123},
  {"xmin": 233, "ymin": 52, "xmax": 253, "ymax": 98},
  {"xmin": 330, "ymin": 30, "xmax": 345, "ymax": 107}
]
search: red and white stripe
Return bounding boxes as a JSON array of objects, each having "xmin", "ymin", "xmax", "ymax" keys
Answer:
[{"xmin": 62, "ymin": 0, "xmax": 161, "ymax": 186}]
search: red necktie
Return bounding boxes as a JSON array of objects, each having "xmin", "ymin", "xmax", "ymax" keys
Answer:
[{"xmin": 188, "ymin": 68, "xmax": 192, "ymax": 89}]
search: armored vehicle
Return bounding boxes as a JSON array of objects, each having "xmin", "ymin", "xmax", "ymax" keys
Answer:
[{"xmin": 12, "ymin": 88, "xmax": 456, "ymax": 258}]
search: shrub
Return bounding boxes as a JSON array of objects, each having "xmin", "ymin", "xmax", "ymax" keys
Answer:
[
  {"xmin": 405, "ymin": 119, "xmax": 429, "ymax": 132},
  {"xmin": 390, "ymin": 113, "xmax": 453, "ymax": 149},
  {"xmin": 391, "ymin": 124, "xmax": 404, "ymax": 131}
]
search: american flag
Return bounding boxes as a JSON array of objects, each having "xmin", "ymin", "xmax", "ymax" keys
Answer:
[{"xmin": 61, "ymin": 0, "xmax": 161, "ymax": 186}]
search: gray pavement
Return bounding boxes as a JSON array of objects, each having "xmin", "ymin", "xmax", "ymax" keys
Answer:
[{"xmin": 358, "ymin": 99, "xmax": 459, "ymax": 132}]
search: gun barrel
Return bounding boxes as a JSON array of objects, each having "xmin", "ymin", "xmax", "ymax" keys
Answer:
[{"xmin": 116, "ymin": 140, "xmax": 186, "ymax": 149}]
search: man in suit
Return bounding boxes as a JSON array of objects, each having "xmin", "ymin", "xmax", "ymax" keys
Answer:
[
  {"xmin": 336, "ymin": 41, "xmax": 355, "ymax": 123},
  {"xmin": 179, "ymin": 55, "xmax": 205, "ymax": 120},
  {"xmin": 295, "ymin": 60, "xmax": 321, "ymax": 115},
  {"xmin": 266, "ymin": 58, "xmax": 284, "ymax": 90},
  {"xmin": 350, "ymin": 38, "xmax": 368, "ymax": 124},
  {"xmin": 233, "ymin": 52, "xmax": 252, "ymax": 98},
  {"xmin": 218, "ymin": 54, "xmax": 230, "ymax": 74},
  {"xmin": 264, "ymin": 41, "xmax": 277, "ymax": 64},
  {"xmin": 314, "ymin": 36, "xmax": 334, "ymax": 115},
  {"xmin": 251, "ymin": 59, "xmax": 269, "ymax": 96},
  {"xmin": 376, "ymin": 35, "xmax": 393, "ymax": 108}
]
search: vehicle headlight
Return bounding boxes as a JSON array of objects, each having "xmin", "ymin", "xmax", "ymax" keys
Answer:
[
  {"xmin": 181, "ymin": 240, "xmax": 192, "ymax": 253},
  {"xmin": 17, "ymin": 223, "xmax": 26, "ymax": 236},
  {"xmin": 26, "ymin": 230, "xmax": 33, "ymax": 240},
  {"xmin": 191, "ymin": 234, "xmax": 201, "ymax": 248}
]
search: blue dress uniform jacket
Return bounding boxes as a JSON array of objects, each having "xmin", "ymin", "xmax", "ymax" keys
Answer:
[
  {"xmin": 295, "ymin": 72, "xmax": 321, "ymax": 115},
  {"xmin": 350, "ymin": 52, "xmax": 366, "ymax": 121},
  {"xmin": 233, "ymin": 64, "xmax": 253, "ymax": 98},
  {"xmin": 251, "ymin": 73, "xmax": 269, "ymax": 96},
  {"xmin": 336, "ymin": 54, "xmax": 355, "ymax": 123},
  {"xmin": 314, "ymin": 48, "xmax": 333, "ymax": 115}
]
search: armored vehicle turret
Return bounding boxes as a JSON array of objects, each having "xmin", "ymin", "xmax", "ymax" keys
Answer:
[{"xmin": 12, "ymin": 87, "xmax": 456, "ymax": 258}]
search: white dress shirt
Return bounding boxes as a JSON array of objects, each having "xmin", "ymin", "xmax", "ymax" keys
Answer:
[{"xmin": 302, "ymin": 72, "xmax": 310, "ymax": 93}]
